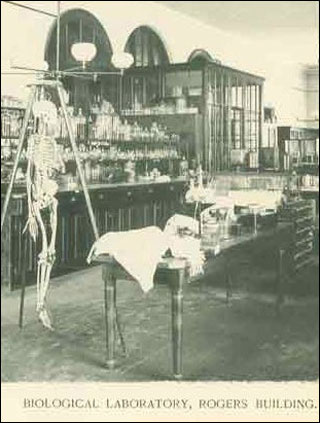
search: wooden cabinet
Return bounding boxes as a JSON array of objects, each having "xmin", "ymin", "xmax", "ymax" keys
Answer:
[
  {"xmin": 1, "ymin": 180, "xmax": 186, "ymax": 290},
  {"xmin": 280, "ymin": 198, "xmax": 316, "ymax": 272},
  {"xmin": 278, "ymin": 126, "xmax": 319, "ymax": 172},
  {"xmin": 121, "ymin": 62, "xmax": 264, "ymax": 173}
]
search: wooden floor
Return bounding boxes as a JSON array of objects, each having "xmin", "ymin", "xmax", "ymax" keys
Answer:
[{"xmin": 1, "ymin": 244, "xmax": 319, "ymax": 382}]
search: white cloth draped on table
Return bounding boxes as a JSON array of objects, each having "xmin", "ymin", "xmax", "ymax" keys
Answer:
[
  {"xmin": 87, "ymin": 226, "xmax": 169, "ymax": 293},
  {"xmin": 87, "ymin": 216, "xmax": 205, "ymax": 292}
]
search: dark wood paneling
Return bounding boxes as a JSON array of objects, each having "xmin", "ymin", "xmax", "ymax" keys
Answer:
[{"xmin": 1, "ymin": 180, "xmax": 186, "ymax": 290}]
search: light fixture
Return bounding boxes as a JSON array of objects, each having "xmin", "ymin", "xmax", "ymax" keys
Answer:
[
  {"xmin": 71, "ymin": 42, "xmax": 97, "ymax": 69},
  {"xmin": 111, "ymin": 52, "xmax": 134, "ymax": 70}
]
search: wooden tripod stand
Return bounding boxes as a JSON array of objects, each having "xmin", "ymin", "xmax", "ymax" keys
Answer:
[{"xmin": 1, "ymin": 79, "xmax": 99, "ymax": 327}]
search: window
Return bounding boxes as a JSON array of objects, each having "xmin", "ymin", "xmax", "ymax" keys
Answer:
[
  {"xmin": 165, "ymin": 70, "xmax": 202, "ymax": 98},
  {"xmin": 232, "ymin": 109, "xmax": 243, "ymax": 149}
]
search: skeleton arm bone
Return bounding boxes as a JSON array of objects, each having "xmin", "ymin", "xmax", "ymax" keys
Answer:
[
  {"xmin": 23, "ymin": 138, "xmax": 38, "ymax": 240},
  {"xmin": 24, "ymin": 161, "xmax": 38, "ymax": 241}
]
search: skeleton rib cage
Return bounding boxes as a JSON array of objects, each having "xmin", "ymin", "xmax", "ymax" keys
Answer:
[{"xmin": 26, "ymin": 134, "xmax": 63, "ymax": 209}]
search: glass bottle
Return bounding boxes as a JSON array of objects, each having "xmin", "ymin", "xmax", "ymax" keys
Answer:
[
  {"xmin": 87, "ymin": 115, "xmax": 94, "ymax": 141},
  {"xmin": 124, "ymin": 120, "xmax": 131, "ymax": 141},
  {"xmin": 76, "ymin": 108, "xmax": 86, "ymax": 140},
  {"xmin": 3, "ymin": 112, "xmax": 11, "ymax": 137}
]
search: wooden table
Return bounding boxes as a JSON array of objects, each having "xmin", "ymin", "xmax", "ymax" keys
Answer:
[
  {"xmin": 203, "ymin": 221, "xmax": 292, "ymax": 254},
  {"xmin": 93, "ymin": 223, "xmax": 292, "ymax": 380},
  {"xmin": 94, "ymin": 255, "xmax": 187, "ymax": 380},
  {"xmin": 201, "ymin": 222, "xmax": 293, "ymax": 308}
]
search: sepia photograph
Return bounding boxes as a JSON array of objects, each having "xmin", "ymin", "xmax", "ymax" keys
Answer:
[{"xmin": 1, "ymin": 1, "xmax": 319, "ymax": 421}]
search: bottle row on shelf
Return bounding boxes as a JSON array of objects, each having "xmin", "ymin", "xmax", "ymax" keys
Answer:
[
  {"xmin": 62, "ymin": 145, "xmax": 181, "ymax": 162},
  {"xmin": 1, "ymin": 108, "xmax": 25, "ymax": 138},
  {"xmin": 1, "ymin": 98, "xmax": 186, "ymax": 187},
  {"xmin": 122, "ymin": 88, "xmax": 200, "ymax": 116},
  {"xmin": 57, "ymin": 101, "xmax": 181, "ymax": 144},
  {"xmin": 0, "ymin": 138, "xmax": 181, "ymax": 164},
  {"xmin": 300, "ymin": 174, "xmax": 319, "ymax": 189},
  {"xmin": 1, "ymin": 142, "xmax": 183, "ymax": 187},
  {"xmin": 1, "ymin": 95, "xmax": 25, "ymax": 109},
  {"xmin": 63, "ymin": 159, "xmax": 179, "ymax": 187},
  {"xmin": 121, "ymin": 104, "xmax": 199, "ymax": 116},
  {"xmin": 1, "ymin": 99, "xmax": 182, "ymax": 144}
]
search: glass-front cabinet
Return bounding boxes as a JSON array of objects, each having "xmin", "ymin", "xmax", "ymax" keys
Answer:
[
  {"xmin": 278, "ymin": 126, "xmax": 319, "ymax": 173},
  {"xmin": 43, "ymin": 14, "xmax": 265, "ymax": 176},
  {"xmin": 121, "ymin": 61, "xmax": 264, "ymax": 174},
  {"xmin": 204, "ymin": 66, "xmax": 263, "ymax": 173}
]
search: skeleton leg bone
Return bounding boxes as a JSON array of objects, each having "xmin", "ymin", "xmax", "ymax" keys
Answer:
[
  {"xmin": 40, "ymin": 261, "xmax": 54, "ymax": 330},
  {"xmin": 48, "ymin": 198, "xmax": 58, "ymax": 261},
  {"xmin": 39, "ymin": 198, "xmax": 58, "ymax": 330},
  {"xmin": 34, "ymin": 204, "xmax": 54, "ymax": 330},
  {"xmin": 34, "ymin": 204, "xmax": 47, "ymax": 311},
  {"xmin": 41, "ymin": 200, "xmax": 58, "ymax": 299}
]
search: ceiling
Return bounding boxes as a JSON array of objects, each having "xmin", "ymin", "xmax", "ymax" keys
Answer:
[
  {"xmin": 155, "ymin": 1, "xmax": 319, "ymax": 35},
  {"xmin": 4, "ymin": 1, "xmax": 319, "ymax": 34}
]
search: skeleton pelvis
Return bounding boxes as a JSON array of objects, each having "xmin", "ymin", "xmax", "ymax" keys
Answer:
[{"xmin": 32, "ymin": 181, "xmax": 58, "ymax": 208}]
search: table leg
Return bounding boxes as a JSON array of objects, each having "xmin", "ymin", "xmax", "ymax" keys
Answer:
[
  {"xmin": 102, "ymin": 264, "xmax": 116, "ymax": 369},
  {"xmin": 171, "ymin": 267, "xmax": 184, "ymax": 380},
  {"xmin": 253, "ymin": 212, "xmax": 258, "ymax": 236},
  {"xmin": 275, "ymin": 248, "xmax": 286, "ymax": 315},
  {"xmin": 114, "ymin": 284, "xmax": 127, "ymax": 356},
  {"xmin": 225, "ymin": 264, "xmax": 233, "ymax": 305}
]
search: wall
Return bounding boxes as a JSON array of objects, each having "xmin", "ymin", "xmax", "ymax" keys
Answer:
[
  {"xmin": 304, "ymin": 64, "xmax": 319, "ymax": 129},
  {"xmin": 1, "ymin": 1, "xmax": 318, "ymax": 125}
]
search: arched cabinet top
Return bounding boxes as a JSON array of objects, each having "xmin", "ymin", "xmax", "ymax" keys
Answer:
[
  {"xmin": 188, "ymin": 49, "xmax": 219, "ymax": 65},
  {"xmin": 124, "ymin": 25, "xmax": 170, "ymax": 67},
  {"xmin": 44, "ymin": 8, "xmax": 114, "ymax": 72}
]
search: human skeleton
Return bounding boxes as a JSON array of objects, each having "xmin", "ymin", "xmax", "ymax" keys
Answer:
[{"xmin": 24, "ymin": 96, "xmax": 65, "ymax": 330}]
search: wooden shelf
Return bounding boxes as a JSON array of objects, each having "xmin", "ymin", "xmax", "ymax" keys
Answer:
[
  {"xmin": 1, "ymin": 106, "xmax": 25, "ymax": 111},
  {"xmin": 82, "ymin": 139, "xmax": 180, "ymax": 146}
]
